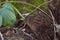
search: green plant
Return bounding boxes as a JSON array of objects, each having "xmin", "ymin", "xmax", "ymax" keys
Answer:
[
  {"xmin": 0, "ymin": 15, "xmax": 2, "ymax": 26},
  {"xmin": 0, "ymin": 3, "xmax": 16, "ymax": 26},
  {"xmin": 0, "ymin": 0, "xmax": 49, "ymax": 27}
]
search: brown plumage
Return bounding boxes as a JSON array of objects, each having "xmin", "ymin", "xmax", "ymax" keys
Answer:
[{"xmin": 24, "ymin": 10, "xmax": 54, "ymax": 40}]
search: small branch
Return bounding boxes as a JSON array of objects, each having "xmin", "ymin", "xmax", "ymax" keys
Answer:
[
  {"xmin": 0, "ymin": 32, "xmax": 4, "ymax": 40},
  {"xmin": 48, "ymin": 9, "xmax": 56, "ymax": 40}
]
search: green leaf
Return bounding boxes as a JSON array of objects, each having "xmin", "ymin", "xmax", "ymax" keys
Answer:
[
  {"xmin": 0, "ymin": 8, "xmax": 2, "ymax": 15},
  {"xmin": 0, "ymin": 3, "xmax": 16, "ymax": 26},
  {"xmin": 2, "ymin": 3, "xmax": 14, "ymax": 13},
  {"xmin": 0, "ymin": 15, "xmax": 2, "ymax": 27},
  {"xmin": 0, "ymin": 8, "xmax": 16, "ymax": 26}
]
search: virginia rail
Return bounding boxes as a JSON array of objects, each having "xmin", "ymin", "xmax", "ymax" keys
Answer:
[{"xmin": 24, "ymin": 10, "xmax": 54, "ymax": 40}]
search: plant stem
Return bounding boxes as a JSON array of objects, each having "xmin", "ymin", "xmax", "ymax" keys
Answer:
[{"xmin": 13, "ymin": 6, "xmax": 25, "ymax": 19}]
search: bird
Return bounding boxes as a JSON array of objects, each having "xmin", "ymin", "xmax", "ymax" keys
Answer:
[{"xmin": 24, "ymin": 10, "xmax": 55, "ymax": 40}]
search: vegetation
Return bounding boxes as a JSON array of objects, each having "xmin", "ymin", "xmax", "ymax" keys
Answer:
[{"xmin": 0, "ymin": 0, "xmax": 60, "ymax": 40}]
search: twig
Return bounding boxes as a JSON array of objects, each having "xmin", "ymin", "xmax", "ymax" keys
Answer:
[
  {"xmin": 0, "ymin": 32, "xmax": 4, "ymax": 40},
  {"xmin": 48, "ymin": 9, "xmax": 56, "ymax": 40},
  {"xmin": 19, "ymin": 23, "xmax": 26, "ymax": 31}
]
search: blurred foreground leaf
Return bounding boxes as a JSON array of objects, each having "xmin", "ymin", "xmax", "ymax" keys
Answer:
[
  {"xmin": 0, "ymin": 3, "xmax": 16, "ymax": 26},
  {"xmin": 0, "ymin": 15, "xmax": 2, "ymax": 26}
]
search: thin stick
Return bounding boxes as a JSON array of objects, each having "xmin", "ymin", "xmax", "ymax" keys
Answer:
[
  {"xmin": 48, "ymin": 9, "xmax": 56, "ymax": 40},
  {"xmin": 0, "ymin": 32, "xmax": 4, "ymax": 40}
]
